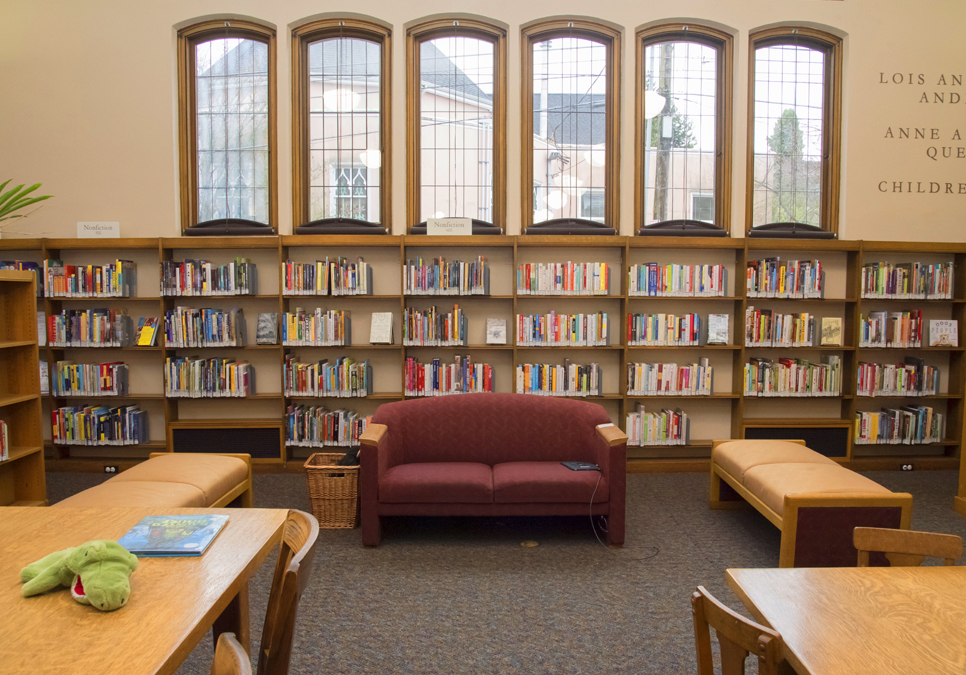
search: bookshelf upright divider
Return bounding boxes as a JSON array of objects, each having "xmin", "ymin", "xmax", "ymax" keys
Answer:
[{"xmin": 0, "ymin": 235, "xmax": 963, "ymax": 483}]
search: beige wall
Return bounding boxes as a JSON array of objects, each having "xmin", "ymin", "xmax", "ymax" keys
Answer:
[{"xmin": 3, "ymin": 0, "xmax": 966, "ymax": 241}]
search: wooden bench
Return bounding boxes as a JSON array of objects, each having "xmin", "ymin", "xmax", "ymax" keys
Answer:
[
  {"xmin": 710, "ymin": 440, "xmax": 912, "ymax": 567},
  {"xmin": 53, "ymin": 453, "xmax": 253, "ymax": 508}
]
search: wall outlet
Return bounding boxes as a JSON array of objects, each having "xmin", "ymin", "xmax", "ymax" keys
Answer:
[
  {"xmin": 901, "ymin": 463, "xmax": 914, "ymax": 471},
  {"xmin": 103, "ymin": 465, "xmax": 118, "ymax": 474}
]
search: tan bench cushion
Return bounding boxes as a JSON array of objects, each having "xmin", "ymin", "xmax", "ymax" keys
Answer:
[
  {"xmin": 109, "ymin": 454, "xmax": 248, "ymax": 506},
  {"xmin": 54, "ymin": 481, "xmax": 207, "ymax": 508},
  {"xmin": 713, "ymin": 440, "xmax": 838, "ymax": 482},
  {"xmin": 743, "ymin": 463, "xmax": 893, "ymax": 515}
]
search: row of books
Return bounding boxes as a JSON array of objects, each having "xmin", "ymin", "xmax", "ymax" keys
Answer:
[
  {"xmin": 627, "ymin": 313, "xmax": 703, "ymax": 347},
  {"xmin": 854, "ymin": 406, "xmax": 946, "ymax": 445},
  {"xmin": 52, "ymin": 361, "xmax": 128, "ymax": 397},
  {"xmin": 282, "ymin": 309, "xmax": 351, "ymax": 346},
  {"xmin": 626, "ymin": 359, "xmax": 713, "ymax": 396},
  {"xmin": 744, "ymin": 356, "xmax": 842, "ymax": 397},
  {"xmin": 285, "ymin": 406, "xmax": 372, "ymax": 447},
  {"xmin": 44, "ymin": 259, "xmax": 137, "ymax": 298},
  {"xmin": 856, "ymin": 358, "xmax": 939, "ymax": 397},
  {"xmin": 861, "ymin": 261, "xmax": 954, "ymax": 299},
  {"xmin": 403, "ymin": 306, "xmax": 468, "ymax": 346},
  {"xmin": 517, "ymin": 261, "xmax": 610, "ymax": 296},
  {"xmin": 516, "ymin": 312, "xmax": 610, "ymax": 347},
  {"xmin": 405, "ymin": 256, "xmax": 490, "ymax": 295},
  {"xmin": 160, "ymin": 258, "xmax": 258, "ymax": 296},
  {"xmin": 0, "ymin": 260, "xmax": 42, "ymax": 297},
  {"xmin": 165, "ymin": 308, "xmax": 246, "ymax": 348},
  {"xmin": 859, "ymin": 310, "xmax": 922, "ymax": 348},
  {"xmin": 745, "ymin": 308, "xmax": 817, "ymax": 347},
  {"xmin": 404, "ymin": 356, "xmax": 494, "ymax": 396},
  {"xmin": 48, "ymin": 309, "xmax": 134, "ymax": 347},
  {"xmin": 514, "ymin": 361, "xmax": 601, "ymax": 397},
  {"xmin": 282, "ymin": 257, "xmax": 373, "ymax": 296},
  {"xmin": 284, "ymin": 356, "xmax": 372, "ymax": 398},
  {"xmin": 746, "ymin": 258, "xmax": 824, "ymax": 298},
  {"xmin": 164, "ymin": 357, "xmax": 256, "ymax": 397},
  {"xmin": 0, "ymin": 420, "xmax": 8, "ymax": 460},
  {"xmin": 628, "ymin": 263, "xmax": 727, "ymax": 297},
  {"xmin": 51, "ymin": 405, "xmax": 149, "ymax": 446},
  {"xmin": 625, "ymin": 405, "xmax": 690, "ymax": 446}
]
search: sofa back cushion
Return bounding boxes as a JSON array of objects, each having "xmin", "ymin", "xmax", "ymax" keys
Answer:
[{"xmin": 372, "ymin": 393, "xmax": 610, "ymax": 465}]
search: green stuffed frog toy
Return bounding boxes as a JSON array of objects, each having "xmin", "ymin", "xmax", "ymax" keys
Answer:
[{"xmin": 20, "ymin": 540, "xmax": 138, "ymax": 611}]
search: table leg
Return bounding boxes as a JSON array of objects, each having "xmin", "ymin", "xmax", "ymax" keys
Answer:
[
  {"xmin": 213, "ymin": 583, "xmax": 251, "ymax": 654},
  {"xmin": 779, "ymin": 658, "xmax": 798, "ymax": 675}
]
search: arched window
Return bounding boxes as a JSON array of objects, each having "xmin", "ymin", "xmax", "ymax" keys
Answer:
[
  {"xmin": 177, "ymin": 19, "xmax": 277, "ymax": 234},
  {"xmin": 748, "ymin": 27, "xmax": 842, "ymax": 235},
  {"xmin": 292, "ymin": 18, "xmax": 390, "ymax": 233},
  {"xmin": 407, "ymin": 17, "xmax": 506, "ymax": 233},
  {"xmin": 637, "ymin": 23, "xmax": 733, "ymax": 234},
  {"xmin": 522, "ymin": 19, "xmax": 621, "ymax": 234}
]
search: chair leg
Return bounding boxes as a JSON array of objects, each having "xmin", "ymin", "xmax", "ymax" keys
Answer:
[{"xmin": 362, "ymin": 510, "xmax": 381, "ymax": 546}]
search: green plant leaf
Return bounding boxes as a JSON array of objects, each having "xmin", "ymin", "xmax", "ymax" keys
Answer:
[
  {"xmin": 0, "ymin": 183, "xmax": 26, "ymax": 211},
  {"xmin": 0, "ymin": 181, "xmax": 52, "ymax": 224}
]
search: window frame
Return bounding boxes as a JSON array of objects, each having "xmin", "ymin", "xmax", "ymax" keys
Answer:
[
  {"xmin": 746, "ymin": 26, "xmax": 842, "ymax": 235},
  {"xmin": 177, "ymin": 19, "xmax": 278, "ymax": 233},
  {"xmin": 406, "ymin": 17, "xmax": 507, "ymax": 231},
  {"xmin": 292, "ymin": 18, "xmax": 391, "ymax": 229},
  {"xmin": 521, "ymin": 18, "xmax": 621, "ymax": 232},
  {"xmin": 635, "ymin": 23, "xmax": 733, "ymax": 233}
]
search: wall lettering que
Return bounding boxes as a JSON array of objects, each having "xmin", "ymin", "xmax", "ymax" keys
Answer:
[{"xmin": 877, "ymin": 73, "xmax": 966, "ymax": 194}]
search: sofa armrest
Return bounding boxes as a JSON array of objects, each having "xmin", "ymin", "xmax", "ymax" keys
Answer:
[
  {"xmin": 359, "ymin": 424, "xmax": 387, "ymax": 448},
  {"xmin": 596, "ymin": 423, "xmax": 627, "ymax": 447},
  {"xmin": 360, "ymin": 423, "xmax": 400, "ymax": 498}
]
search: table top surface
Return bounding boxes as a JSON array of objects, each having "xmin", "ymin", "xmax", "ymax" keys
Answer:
[
  {"xmin": 727, "ymin": 566, "xmax": 966, "ymax": 675},
  {"xmin": 0, "ymin": 506, "xmax": 287, "ymax": 675}
]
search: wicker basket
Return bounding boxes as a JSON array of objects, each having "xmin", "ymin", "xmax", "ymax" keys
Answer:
[{"xmin": 304, "ymin": 452, "xmax": 360, "ymax": 529}]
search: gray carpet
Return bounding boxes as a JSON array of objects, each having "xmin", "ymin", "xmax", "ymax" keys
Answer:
[{"xmin": 45, "ymin": 470, "xmax": 966, "ymax": 674}]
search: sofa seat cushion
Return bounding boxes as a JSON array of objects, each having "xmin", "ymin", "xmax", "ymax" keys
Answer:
[
  {"xmin": 743, "ymin": 463, "xmax": 892, "ymax": 515},
  {"xmin": 54, "ymin": 481, "xmax": 207, "ymax": 508},
  {"xmin": 493, "ymin": 462, "xmax": 609, "ymax": 504},
  {"xmin": 109, "ymin": 453, "xmax": 248, "ymax": 506},
  {"xmin": 381, "ymin": 462, "xmax": 493, "ymax": 504},
  {"xmin": 713, "ymin": 440, "xmax": 838, "ymax": 482}
]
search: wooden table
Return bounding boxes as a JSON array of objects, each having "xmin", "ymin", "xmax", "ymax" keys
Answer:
[
  {"xmin": 0, "ymin": 506, "xmax": 287, "ymax": 675},
  {"xmin": 727, "ymin": 566, "xmax": 966, "ymax": 675}
]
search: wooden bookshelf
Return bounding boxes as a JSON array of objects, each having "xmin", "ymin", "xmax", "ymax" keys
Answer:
[
  {"xmin": 2, "ymin": 236, "xmax": 964, "ymax": 488},
  {"xmin": 0, "ymin": 270, "xmax": 46, "ymax": 505}
]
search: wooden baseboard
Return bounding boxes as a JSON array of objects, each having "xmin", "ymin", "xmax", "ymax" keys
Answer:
[{"xmin": 626, "ymin": 458, "xmax": 710, "ymax": 473}]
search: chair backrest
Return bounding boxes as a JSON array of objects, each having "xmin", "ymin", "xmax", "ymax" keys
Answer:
[
  {"xmin": 691, "ymin": 586, "xmax": 784, "ymax": 675},
  {"xmin": 854, "ymin": 527, "xmax": 963, "ymax": 567},
  {"xmin": 258, "ymin": 510, "xmax": 320, "ymax": 675},
  {"xmin": 211, "ymin": 633, "xmax": 252, "ymax": 675}
]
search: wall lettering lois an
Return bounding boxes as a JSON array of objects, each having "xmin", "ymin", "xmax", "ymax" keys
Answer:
[{"xmin": 877, "ymin": 72, "xmax": 966, "ymax": 195}]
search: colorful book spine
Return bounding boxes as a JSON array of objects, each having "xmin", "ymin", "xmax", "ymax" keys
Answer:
[
  {"xmin": 743, "ymin": 356, "xmax": 841, "ymax": 397},
  {"xmin": 164, "ymin": 357, "xmax": 255, "ymax": 397},
  {"xmin": 516, "ymin": 261, "xmax": 609, "ymax": 296},
  {"xmin": 516, "ymin": 312, "xmax": 609, "ymax": 346},
  {"xmin": 858, "ymin": 310, "xmax": 922, "ymax": 348},
  {"xmin": 625, "ymin": 405, "xmax": 690, "ymax": 446},
  {"xmin": 746, "ymin": 258, "xmax": 824, "ymax": 299},
  {"xmin": 51, "ymin": 405, "xmax": 149, "ymax": 446},
  {"xmin": 47, "ymin": 309, "xmax": 133, "ymax": 347},
  {"xmin": 861, "ymin": 261, "xmax": 953, "ymax": 299},
  {"xmin": 52, "ymin": 361, "xmax": 129, "ymax": 397},
  {"xmin": 404, "ymin": 355, "xmax": 494, "ymax": 396},
  {"xmin": 627, "ymin": 313, "xmax": 701, "ymax": 346},
  {"xmin": 164, "ymin": 308, "xmax": 246, "ymax": 348},
  {"xmin": 856, "ymin": 359, "xmax": 939, "ymax": 397},
  {"xmin": 285, "ymin": 406, "xmax": 372, "ymax": 447},
  {"xmin": 515, "ymin": 361, "xmax": 601, "ymax": 396},
  {"xmin": 626, "ymin": 359, "xmax": 713, "ymax": 396},
  {"xmin": 628, "ymin": 263, "xmax": 726, "ymax": 297},
  {"xmin": 744, "ymin": 307, "xmax": 815, "ymax": 347},
  {"xmin": 160, "ymin": 258, "xmax": 258, "ymax": 296},
  {"xmin": 43, "ymin": 259, "xmax": 136, "ymax": 298},
  {"xmin": 403, "ymin": 306, "xmax": 468, "ymax": 346},
  {"xmin": 854, "ymin": 406, "xmax": 945, "ymax": 445},
  {"xmin": 284, "ymin": 356, "xmax": 371, "ymax": 398},
  {"xmin": 281, "ymin": 309, "xmax": 350, "ymax": 346},
  {"xmin": 404, "ymin": 256, "xmax": 489, "ymax": 295}
]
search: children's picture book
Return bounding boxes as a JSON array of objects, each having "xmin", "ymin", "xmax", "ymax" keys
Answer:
[
  {"xmin": 707, "ymin": 314, "xmax": 729, "ymax": 345},
  {"xmin": 117, "ymin": 514, "xmax": 229, "ymax": 557},
  {"xmin": 257, "ymin": 312, "xmax": 279, "ymax": 345},
  {"xmin": 929, "ymin": 319, "xmax": 959, "ymax": 347},
  {"xmin": 136, "ymin": 317, "xmax": 159, "ymax": 346},
  {"xmin": 821, "ymin": 317, "xmax": 843, "ymax": 346},
  {"xmin": 370, "ymin": 312, "xmax": 394, "ymax": 344},
  {"xmin": 486, "ymin": 318, "xmax": 507, "ymax": 345}
]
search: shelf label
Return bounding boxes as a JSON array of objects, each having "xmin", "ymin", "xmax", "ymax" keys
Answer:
[
  {"xmin": 427, "ymin": 218, "xmax": 471, "ymax": 236},
  {"xmin": 77, "ymin": 221, "xmax": 120, "ymax": 238}
]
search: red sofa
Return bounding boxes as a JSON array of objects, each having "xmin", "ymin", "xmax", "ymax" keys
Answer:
[{"xmin": 359, "ymin": 393, "xmax": 626, "ymax": 546}]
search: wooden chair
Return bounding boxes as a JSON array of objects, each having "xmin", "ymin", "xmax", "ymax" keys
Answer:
[
  {"xmin": 258, "ymin": 509, "xmax": 320, "ymax": 675},
  {"xmin": 692, "ymin": 586, "xmax": 785, "ymax": 675},
  {"xmin": 211, "ymin": 633, "xmax": 252, "ymax": 675},
  {"xmin": 854, "ymin": 527, "xmax": 963, "ymax": 567}
]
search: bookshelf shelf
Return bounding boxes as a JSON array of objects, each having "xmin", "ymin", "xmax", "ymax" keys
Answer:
[
  {"xmin": 51, "ymin": 394, "xmax": 166, "ymax": 401},
  {"xmin": 627, "ymin": 394, "xmax": 739, "ymax": 400},
  {"xmin": 2, "ymin": 236, "xmax": 962, "ymax": 478},
  {"xmin": 0, "ymin": 270, "xmax": 46, "ymax": 504}
]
